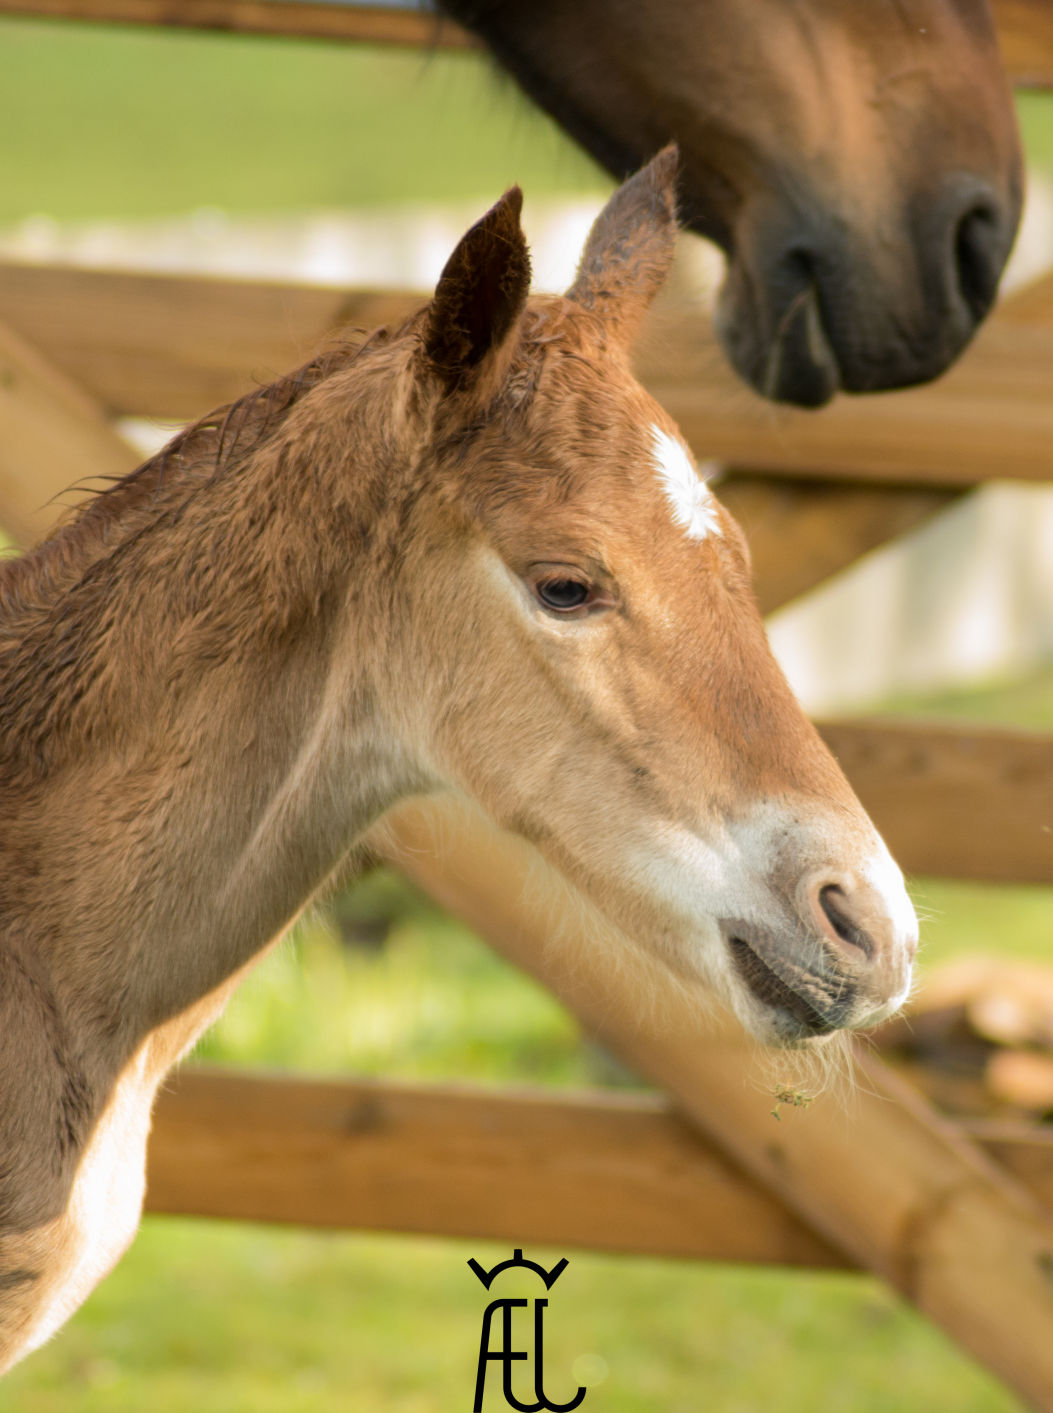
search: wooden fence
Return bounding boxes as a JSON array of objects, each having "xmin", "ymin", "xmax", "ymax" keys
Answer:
[
  {"xmin": 0, "ymin": 3, "xmax": 1051, "ymax": 1409},
  {"xmin": 145, "ymin": 1068, "xmax": 1053, "ymax": 1270}
]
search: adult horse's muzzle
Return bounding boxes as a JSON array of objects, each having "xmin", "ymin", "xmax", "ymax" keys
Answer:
[{"xmin": 711, "ymin": 172, "xmax": 1021, "ymax": 408}]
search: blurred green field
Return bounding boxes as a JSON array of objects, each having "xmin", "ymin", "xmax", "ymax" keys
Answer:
[
  {"xmin": 0, "ymin": 14, "xmax": 1050, "ymax": 1413},
  {"xmin": 0, "ymin": 18, "xmax": 604, "ymax": 222},
  {"xmin": 0, "ymin": 17, "xmax": 1051, "ymax": 223},
  {"xmin": 0, "ymin": 1223, "xmax": 1026, "ymax": 1413}
]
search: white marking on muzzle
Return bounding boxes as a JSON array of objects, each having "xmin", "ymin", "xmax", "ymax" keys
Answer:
[
  {"xmin": 651, "ymin": 425, "xmax": 721, "ymax": 540},
  {"xmin": 861, "ymin": 840, "xmax": 919, "ymax": 1014}
]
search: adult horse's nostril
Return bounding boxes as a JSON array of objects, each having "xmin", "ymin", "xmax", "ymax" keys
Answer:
[
  {"xmin": 953, "ymin": 199, "xmax": 1004, "ymax": 324},
  {"xmin": 817, "ymin": 883, "xmax": 874, "ymax": 961}
]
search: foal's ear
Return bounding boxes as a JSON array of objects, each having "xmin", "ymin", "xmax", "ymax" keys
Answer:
[
  {"xmin": 422, "ymin": 187, "xmax": 531, "ymax": 396},
  {"xmin": 566, "ymin": 145, "xmax": 679, "ymax": 351}
]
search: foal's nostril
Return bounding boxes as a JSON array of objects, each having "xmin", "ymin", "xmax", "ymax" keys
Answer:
[
  {"xmin": 954, "ymin": 202, "xmax": 1003, "ymax": 323},
  {"xmin": 818, "ymin": 884, "xmax": 874, "ymax": 961}
]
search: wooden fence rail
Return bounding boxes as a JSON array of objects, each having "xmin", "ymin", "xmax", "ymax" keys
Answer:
[
  {"xmin": 146, "ymin": 1067, "xmax": 1053, "ymax": 1269},
  {"xmin": 816, "ymin": 719, "xmax": 1053, "ymax": 885},
  {"xmin": 2, "ymin": 0, "xmax": 1053, "ymax": 90},
  {"xmin": 1, "ymin": 262, "xmax": 1051, "ymax": 487}
]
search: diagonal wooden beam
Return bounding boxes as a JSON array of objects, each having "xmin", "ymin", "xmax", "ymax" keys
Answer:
[
  {"xmin": 971, "ymin": 1121, "xmax": 1053, "ymax": 1206},
  {"xmin": 998, "ymin": 269, "xmax": 1053, "ymax": 327},
  {"xmin": 0, "ymin": 315, "xmax": 137, "ymax": 547},
  {"xmin": 717, "ymin": 475, "xmax": 960, "ymax": 615}
]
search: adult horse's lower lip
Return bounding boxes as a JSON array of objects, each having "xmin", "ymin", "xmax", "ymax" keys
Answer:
[
  {"xmin": 728, "ymin": 935, "xmax": 839, "ymax": 1035},
  {"xmin": 756, "ymin": 282, "xmax": 840, "ymax": 408},
  {"xmin": 715, "ymin": 278, "xmax": 841, "ymax": 409}
]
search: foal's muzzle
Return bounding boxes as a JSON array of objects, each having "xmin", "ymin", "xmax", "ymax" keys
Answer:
[{"xmin": 720, "ymin": 866, "xmax": 916, "ymax": 1042}]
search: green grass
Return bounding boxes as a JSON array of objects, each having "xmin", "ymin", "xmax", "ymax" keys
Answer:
[
  {"xmin": 878, "ymin": 664, "xmax": 1053, "ymax": 733},
  {"xmin": 911, "ymin": 878, "xmax": 1051, "ymax": 971},
  {"xmin": 0, "ymin": 1226, "xmax": 1023, "ymax": 1413},
  {"xmin": 0, "ymin": 19, "xmax": 604, "ymax": 223},
  {"xmin": 192, "ymin": 880, "xmax": 604, "ymax": 1088},
  {"xmin": 1, "ymin": 19, "xmax": 1051, "ymax": 226},
  {"xmin": 1017, "ymin": 91, "xmax": 1053, "ymax": 169}
]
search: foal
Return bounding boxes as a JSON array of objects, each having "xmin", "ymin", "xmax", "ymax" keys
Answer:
[{"xmin": 0, "ymin": 149, "xmax": 916, "ymax": 1368}]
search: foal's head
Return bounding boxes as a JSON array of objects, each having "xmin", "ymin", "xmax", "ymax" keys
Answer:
[{"xmin": 374, "ymin": 149, "xmax": 917, "ymax": 1047}]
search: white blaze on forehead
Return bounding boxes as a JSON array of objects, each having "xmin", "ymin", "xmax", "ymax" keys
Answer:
[{"xmin": 650, "ymin": 425, "xmax": 721, "ymax": 540}]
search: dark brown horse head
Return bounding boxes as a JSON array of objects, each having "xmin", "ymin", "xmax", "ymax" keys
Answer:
[{"xmin": 442, "ymin": 0, "xmax": 1023, "ymax": 406}]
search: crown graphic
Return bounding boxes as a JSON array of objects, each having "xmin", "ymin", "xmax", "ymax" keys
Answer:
[{"xmin": 468, "ymin": 1249, "xmax": 569, "ymax": 1290}]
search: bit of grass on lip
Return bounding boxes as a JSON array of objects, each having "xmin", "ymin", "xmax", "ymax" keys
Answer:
[{"xmin": 771, "ymin": 1085, "xmax": 816, "ymax": 1121}]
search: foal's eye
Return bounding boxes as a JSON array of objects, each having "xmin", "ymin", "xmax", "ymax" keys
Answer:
[{"xmin": 534, "ymin": 578, "xmax": 592, "ymax": 612}]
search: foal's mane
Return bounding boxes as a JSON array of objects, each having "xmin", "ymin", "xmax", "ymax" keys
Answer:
[
  {"xmin": 0, "ymin": 329, "xmax": 393, "ymax": 638},
  {"xmin": 0, "ymin": 291, "xmax": 562, "ymax": 767}
]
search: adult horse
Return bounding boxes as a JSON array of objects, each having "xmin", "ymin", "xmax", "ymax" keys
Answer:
[
  {"xmin": 439, "ymin": 0, "xmax": 1023, "ymax": 405},
  {"xmin": 0, "ymin": 151, "xmax": 916, "ymax": 1369}
]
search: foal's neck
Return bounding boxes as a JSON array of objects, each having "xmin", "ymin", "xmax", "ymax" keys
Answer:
[{"xmin": 0, "ymin": 360, "xmax": 425, "ymax": 1076}]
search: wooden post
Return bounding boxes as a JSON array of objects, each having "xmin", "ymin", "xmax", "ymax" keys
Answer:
[{"xmin": 373, "ymin": 799, "xmax": 1053, "ymax": 1413}]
